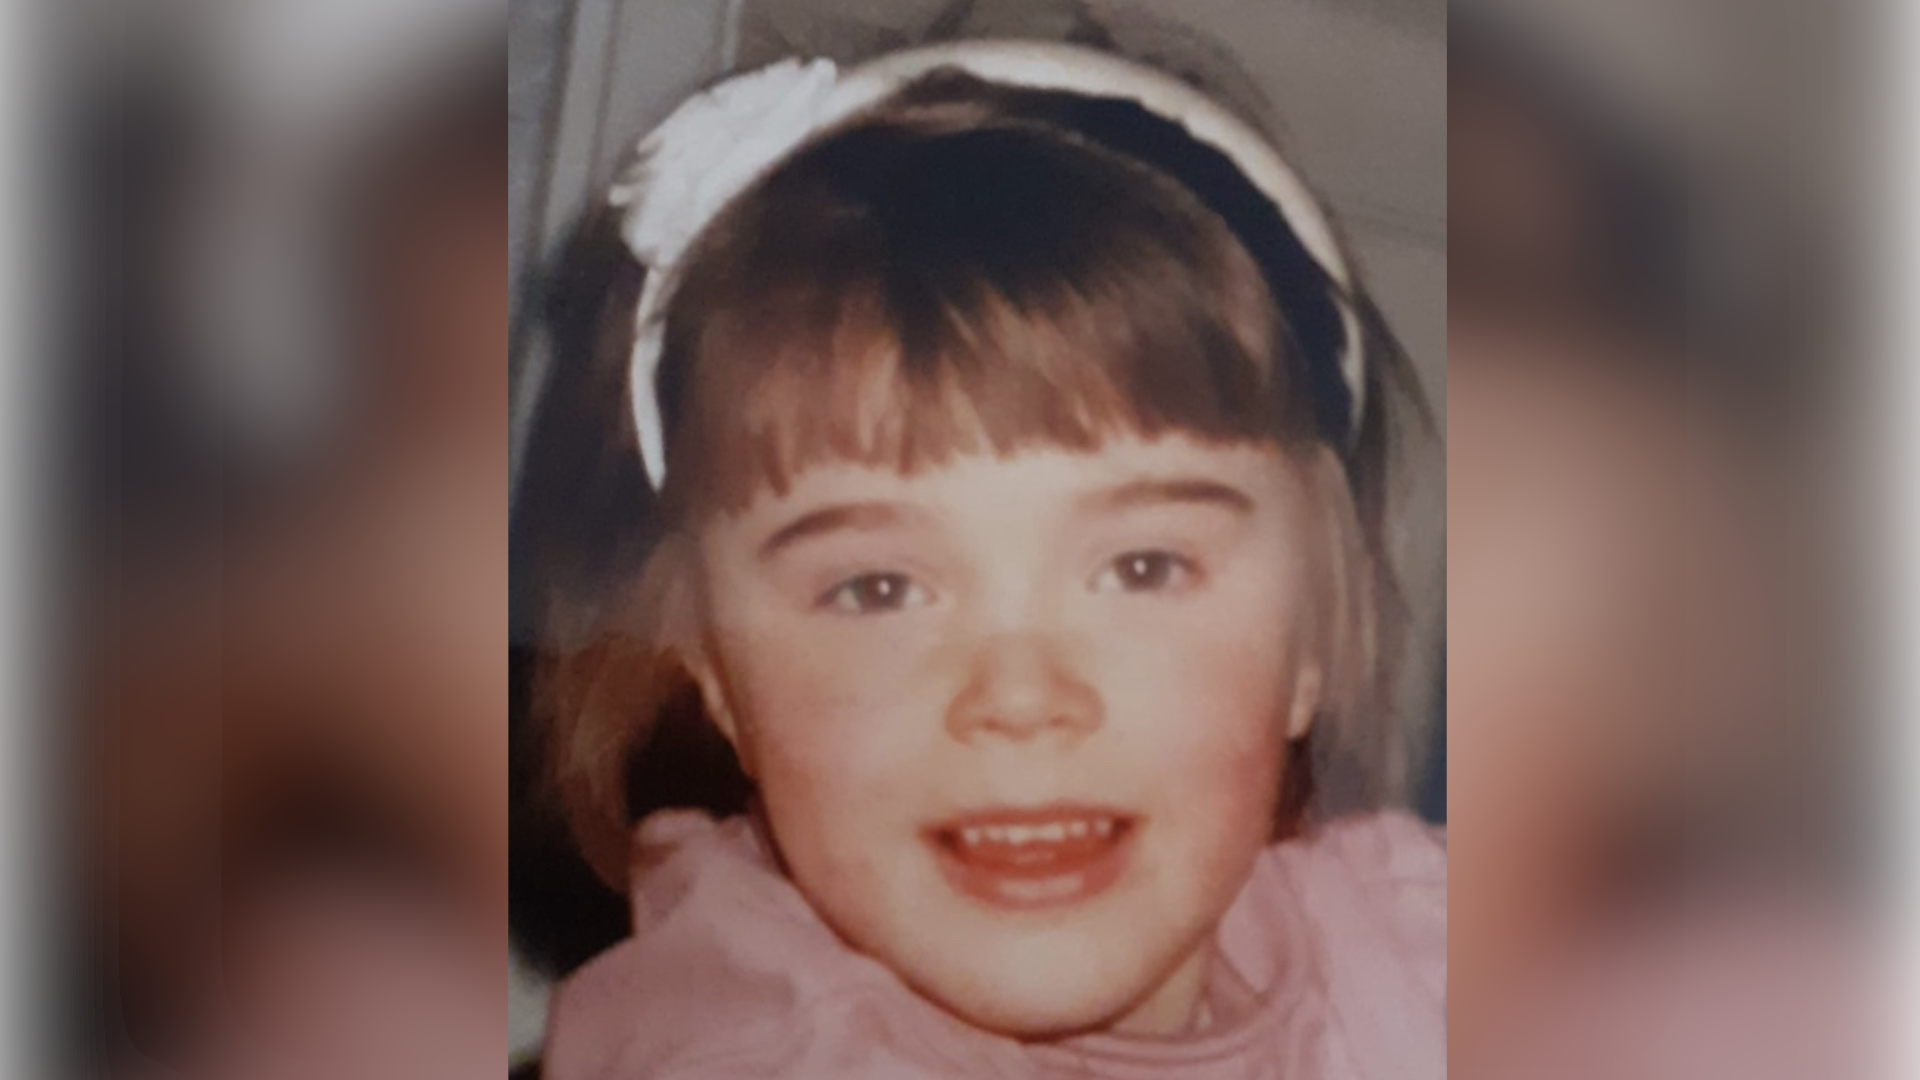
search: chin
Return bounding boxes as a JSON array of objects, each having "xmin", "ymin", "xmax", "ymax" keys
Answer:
[
  {"xmin": 909, "ymin": 952, "xmax": 1168, "ymax": 1041},
  {"xmin": 943, "ymin": 988, "xmax": 1134, "ymax": 1041}
]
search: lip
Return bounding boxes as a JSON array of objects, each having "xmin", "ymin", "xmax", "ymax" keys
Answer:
[{"xmin": 923, "ymin": 803, "xmax": 1140, "ymax": 912}]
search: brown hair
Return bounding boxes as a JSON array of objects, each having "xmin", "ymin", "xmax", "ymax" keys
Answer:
[{"xmin": 526, "ymin": 72, "xmax": 1413, "ymax": 887}]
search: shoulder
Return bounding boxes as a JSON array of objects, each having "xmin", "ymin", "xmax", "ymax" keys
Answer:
[
  {"xmin": 1269, "ymin": 811, "xmax": 1446, "ymax": 953},
  {"xmin": 1292, "ymin": 810, "xmax": 1446, "ymax": 918},
  {"xmin": 541, "ymin": 811, "xmax": 818, "ymax": 1079},
  {"xmin": 542, "ymin": 812, "xmax": 1014, "ymax": 1080},
  {"xmin": 1265, "ymin": 811, "xmax": 1447, "ymax": 1078}
]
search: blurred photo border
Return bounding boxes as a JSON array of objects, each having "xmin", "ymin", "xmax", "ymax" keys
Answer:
[
  {"xmin": 1883, "ymin": 0, "xmax": 1920, "ymax": 1076},
  {"xmin": 0, "ymin": 0, "xmax": 1919, "ymax": 1075},
  {"xmin": 0, "ymin": 0, "xmax": 44, "ymax": 1073}
]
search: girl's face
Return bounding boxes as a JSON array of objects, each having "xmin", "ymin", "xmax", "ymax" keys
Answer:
[{"xmin": 686, "ymin": 434, "xmax": 1328, "ymax": 1038}]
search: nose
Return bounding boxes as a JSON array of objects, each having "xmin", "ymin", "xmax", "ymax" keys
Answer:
[{"xmin": 944, "ymin": 632, "xmax": 1104, "ymax": 745}]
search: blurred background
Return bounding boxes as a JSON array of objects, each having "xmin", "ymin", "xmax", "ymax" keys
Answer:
[
  {"xmin": 1449, "ymin": 0, "xmax": 1876, "ymax": 1074},
  {"xmin": 65, "ymin": 0, "xmax": 502, "ymax": 1076}
]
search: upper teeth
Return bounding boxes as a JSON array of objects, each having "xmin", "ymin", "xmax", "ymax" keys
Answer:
[{"xmin": 955, "ymin": 817, "xmax": 1120, "ymax": 847}]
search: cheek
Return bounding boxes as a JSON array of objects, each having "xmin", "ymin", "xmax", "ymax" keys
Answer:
[
  {"xmin": 1100, "ymin": 626, "xmax": 1294, "ymax": 929},
  {"xmin": 1163, "ymin": 642, "xmax": 1293, "ymax": 829},
  {"xmin": 714, "ymin": 618, "xmax": 938, "ymax": 836},
  {"xmin": 1097, "ymin": 588, "xmax": 1301, "ymax": 830}
]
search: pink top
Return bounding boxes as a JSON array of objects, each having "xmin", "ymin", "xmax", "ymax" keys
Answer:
[{"xmin": 545, "ymin": 810, "xmax": 1444, "ymax": 1080}]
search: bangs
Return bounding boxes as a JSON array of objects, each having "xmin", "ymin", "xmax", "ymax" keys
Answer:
[{"xmin": 654, "ymin": 105, "xmax": 1317, "ymax": 517}]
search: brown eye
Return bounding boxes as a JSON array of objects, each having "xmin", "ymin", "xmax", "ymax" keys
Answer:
[
  {"xmin": 822, "ymin": 572, "xmax": 926, "ymax": 614},
  {"xmin": 1095, "ymin": 551, "xmax": 1197, "ymax": 594}
]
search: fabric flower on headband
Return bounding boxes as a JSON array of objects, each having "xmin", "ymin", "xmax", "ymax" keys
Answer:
[
  {"xmin": 611, "ymin": 58, "xmax": 855, "ymax": 485},
  {"xmin": 611, "ymin": 57, "xmax": 844, "ymax": 270}
]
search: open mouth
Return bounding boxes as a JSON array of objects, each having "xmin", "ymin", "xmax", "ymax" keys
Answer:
[{"xmin": 925, "ymin": 805, "xmax": 1139, "ymax": 911}]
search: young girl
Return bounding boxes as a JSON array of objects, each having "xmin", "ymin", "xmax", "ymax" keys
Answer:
[{"xmin": 531, "ymin": 41, "xmax": 1442, "ymax": 1079}]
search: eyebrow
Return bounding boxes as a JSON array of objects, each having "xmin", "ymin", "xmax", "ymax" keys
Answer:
[
  {"xmin": 757, "ymin": 502, "xmax": 915, "ymax": 561},
  {"xmin": 755, "ymin": 479, "xmax": 1253, "ymax": 561},
  {"xmin": 1080, "ymin": 477, "xmax": 1257, "ymax": 518}
]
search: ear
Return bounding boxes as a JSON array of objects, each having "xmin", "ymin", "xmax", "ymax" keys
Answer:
[
  {"xmin": 656, "ymin": 549, "xmax": 755, "ymax": 778},
  {"xmin": 681, "ymin": 634, "xmax": 752, "ymax": 775},
  {"xmin": 648, "ymin": 530, "xmax": 760, "ymax": 772},
  {"xmin": 1291, "ymin": 444, "xmax": 1365, "ymax": 744},
  {"xmin": 1286, "ymin": 661, "xmax": 1324, "ymax": 742}
]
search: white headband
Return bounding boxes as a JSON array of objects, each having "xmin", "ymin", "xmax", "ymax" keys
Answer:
[{"xmin": 612, "ymin": 41, "xmax": 1364, "ymax": 490}]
